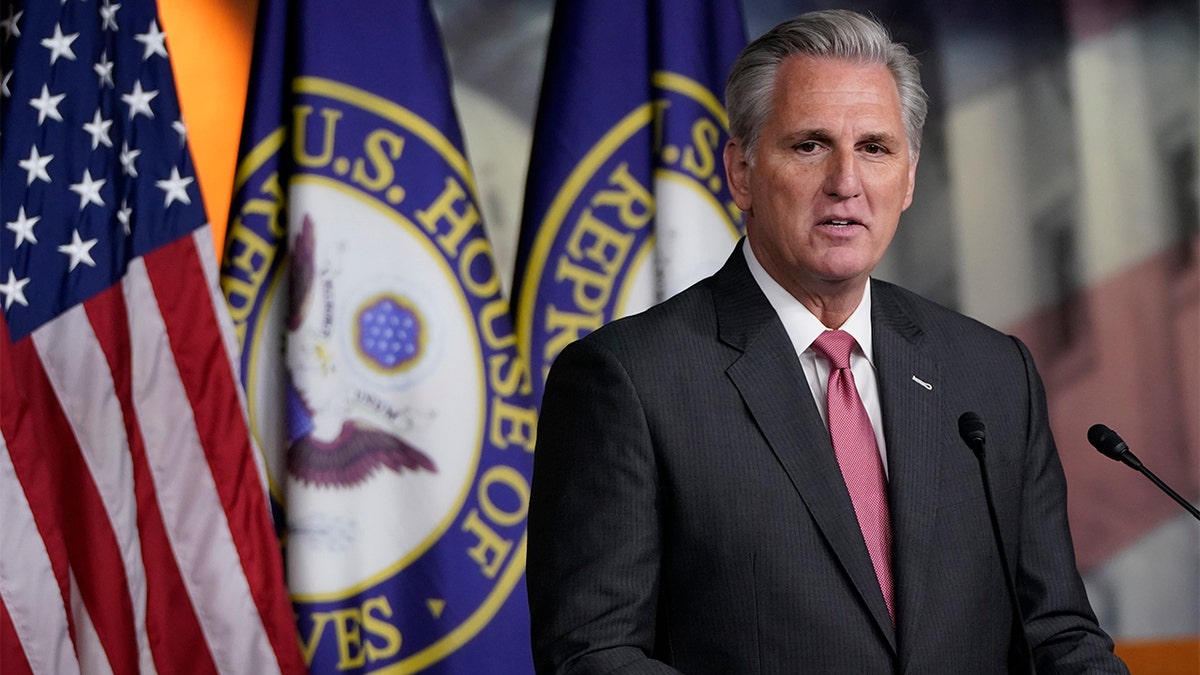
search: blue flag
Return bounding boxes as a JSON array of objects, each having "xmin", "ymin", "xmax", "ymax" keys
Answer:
[
  {"xmin": 219, "ymin": 1, "xmax": 536, "ymax": 673},
  {"xmin": 513, "ymin": 0, "xmax": 747, "ymax": 400}
]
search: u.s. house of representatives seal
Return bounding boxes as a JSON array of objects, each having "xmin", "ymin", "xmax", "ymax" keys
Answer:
[
  {"xmin": 223, "ymin": 77, "xmax": 535, "ymax": 673},
  {"xmin": 517, "ymin": 72, "xmax": 743, "ymax": 391}
]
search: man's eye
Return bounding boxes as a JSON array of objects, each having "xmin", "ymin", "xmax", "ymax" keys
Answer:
[
  {"xmin": 862, "ymin": 143, "xmax": 886, "ymax": 154},
  {"xmin": 795, "ymin": 141, "xmax": 819, "ymax": 153}
]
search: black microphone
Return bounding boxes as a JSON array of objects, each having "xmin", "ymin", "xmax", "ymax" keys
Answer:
[
  {"xmin": 958, "ymin": 412, "xmax": 987, "ymax": 457},
  {"xmin": 957, "ymin": 412, "xmax": 1035, "ymax": 675},
  {"xmin": 1087, "ymin": 424, "xmax": 1200, "ymax": 520}
]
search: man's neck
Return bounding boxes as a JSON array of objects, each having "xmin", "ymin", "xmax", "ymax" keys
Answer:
[
  {"xmin": 788, "ymin": 282, "xmax": 866, "ymax": 329},
  {"xmin": 741, "ymin": 238, "xmax": 870, "ymax": 329}
]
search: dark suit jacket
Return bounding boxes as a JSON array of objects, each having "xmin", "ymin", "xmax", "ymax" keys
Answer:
[{"xmin": 527, "ymin": 244, "xmax": 1127, "ymax": 674}]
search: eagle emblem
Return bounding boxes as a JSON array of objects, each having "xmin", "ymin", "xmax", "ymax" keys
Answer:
[{"xmin": 284, "ymin": 213, "xmax": 437, "ymax": 487}]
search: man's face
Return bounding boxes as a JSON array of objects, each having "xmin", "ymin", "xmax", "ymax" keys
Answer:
[{"xmin": 726, "ymin": 55, "xmax": 917, "ymax": 301}]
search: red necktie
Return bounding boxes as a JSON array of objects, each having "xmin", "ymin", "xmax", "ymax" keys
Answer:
[{"xmin": 812, "ymin": 329, "xmax": 894, "ymax": 621}]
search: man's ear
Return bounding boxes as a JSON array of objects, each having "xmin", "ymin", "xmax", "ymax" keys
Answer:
[{"xmin": 724, "ymin": 138, "xmax": 752, "ymax": 213}]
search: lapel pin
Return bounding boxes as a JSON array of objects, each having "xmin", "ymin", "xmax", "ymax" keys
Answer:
[{"xmin": 911, "ymin": 375, "xmax": 933, "ymax": 390}]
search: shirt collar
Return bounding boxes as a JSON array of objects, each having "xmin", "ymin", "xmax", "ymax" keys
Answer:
[{"xmin": 742, "ymin": 239, "xmax": 875, "ymax": 364}]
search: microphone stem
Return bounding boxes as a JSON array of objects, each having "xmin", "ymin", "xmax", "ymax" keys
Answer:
[
  {"xmin": 973, "ymin": 446, "xmax": 1036, "ymax": 675},
  {"xmin": 1136, "ymin": 465, "xmax": 1200, "ymax": 520},
  {"xmin": 975, "ymin": 457, "xmax": 1022, "ymax": 610}
]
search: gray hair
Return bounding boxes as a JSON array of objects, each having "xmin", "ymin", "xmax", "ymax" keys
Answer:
[{"xmin": 725, "ymin": 9, "xmax": 928, "ymax": 160}]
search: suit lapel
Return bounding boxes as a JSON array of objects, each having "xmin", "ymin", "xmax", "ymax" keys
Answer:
[
  {"xmin": 870, "ymin": 281, "xmax": 943, "ymax": 666},
  {"xmin": 714, "ymin": 249, "xmax": 897, "ymax": 648}
]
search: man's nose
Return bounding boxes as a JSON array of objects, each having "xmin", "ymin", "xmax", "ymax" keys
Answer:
[{"xmin": 823, "ymin": 149, "xmax": 862, "ymax": 199}]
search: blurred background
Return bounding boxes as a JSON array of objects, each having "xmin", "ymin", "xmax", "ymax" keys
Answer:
[{"xmin": 160, "ymin": 0, "xmax": 1197, "ymax": 671}]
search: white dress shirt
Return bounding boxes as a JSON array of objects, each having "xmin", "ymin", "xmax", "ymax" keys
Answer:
[{"xmin": 742, "ymin": 241, "xmax": 889, "ymax": 476}]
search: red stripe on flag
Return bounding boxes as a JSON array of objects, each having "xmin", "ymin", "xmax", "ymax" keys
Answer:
[
  {"xmin": 0, "ymin": 315, "xmax": 138, "ymax": 674},
  {"xmin": 0, "ymin": 318, "xmax": 75, "ymax": 660},
  {"xmin": 0, "ymin": 596, "xmax": 35, "ymax": 675},
  {"xmin": 83, "ymin": 284, "xmax": 220, "ymax": 675},
  {"xmin": 1013, "ymin": 236, "xmax": 1200, "ymax": 571},
  {"xmin": 143, "ymin": 237, "xmax": 305, "ymax": 673}
]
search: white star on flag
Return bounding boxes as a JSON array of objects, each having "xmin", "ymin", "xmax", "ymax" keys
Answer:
[
  {"xmin": 83, "ymin": 108, "xmax": 114, "ymax": 149},
  {"xmin": 100, "ymin": 1, "xmax": 121, "ymax": 31},
  {"xmin": 40, "ymin": 22, "xmax": 78, "ymax": 64},
  {"xmin": 68, "ymin": 168, "xmax": 107, "ymax": 209},
  {"xmin": 172, "ymin": 119, "xmax": 187, "ymax": 146},
  {"xmin": 94, "ymin": 51, "xmax": 115, "ymax": 88},
  {"xmin": 30, "ymin": 84, "xmax": 65, "ymax": 124},
  {"xmin": 134, "ymin": 19, "xmax": 167, "ymax": 60},
  {"xmin": 155, "ymin": 166, "xmax": 193, "ymax": 206},
  {"xmin": 57, "ymin": 229, "xmax": 99, "ymax": 271},
  {"xmin": 1, "ymin": 7, "xmax": 21, "ymax": 40},
  {"xmin": 6, "ymin": 206, "xmax": 40, "ymax": 247},
  {"xmin": 121, "ymin": 79, "xmax": 157, "ymax": 119},
  {"xmin": 119, "ymin": 140, "xmax": 141, "ymax": 176},
  {"xmin": 116, "ymin": 198, "xmax": 133, "ymax": 234},
  {"xmin": 18, "ymin": 144, "xmax": 53, "ymax": 185},
  {"xmin": 0, "ymin": 269, "xmax": 31, "ymax": 309}
]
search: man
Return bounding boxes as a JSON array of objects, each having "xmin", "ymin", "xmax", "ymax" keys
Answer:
[{"xmin": 526, "ymin": 10, "xmax": 1127, "ymax": 674}]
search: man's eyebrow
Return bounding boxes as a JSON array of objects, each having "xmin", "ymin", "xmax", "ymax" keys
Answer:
[
  {"xmin": 859, "ymin": 132, "xmax": 901, "ymax": 146},
  {"xmin": 786, "ymin": 129, "xmax": 834, "ymax": 144},
  {"xmin": 783, "ymin": 130, "xmax": 901, "ymax": 147}
]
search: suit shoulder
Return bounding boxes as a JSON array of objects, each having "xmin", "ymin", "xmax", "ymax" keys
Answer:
[
  {"xmin": 872, "ymin": 279, "xmax": 1021, "ymax": 353},
  {"xmin": 579, "ymin": 278, "xmax": 718, "ymax": 352}
]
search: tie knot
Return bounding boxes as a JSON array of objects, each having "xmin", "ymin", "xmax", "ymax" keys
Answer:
[{"xmin": 812, "ymin": 330, "xmax": 856, "ymax": 370}]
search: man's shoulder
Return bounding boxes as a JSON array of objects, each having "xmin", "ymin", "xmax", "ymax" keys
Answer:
[
  {"xmin": 872, "ymin": 278, "xmax": 1005, "ymax": 339},
  {"xmin": 585, "ymin": 278, "xmax": 718, "ymax": 348},
  {"xmin": 545, "ymin": 278, "xmax": 725, "ymax": 388},
  {"xmin": 870, "ymin": 278, "xmax": 1026, "ymax": 365}
]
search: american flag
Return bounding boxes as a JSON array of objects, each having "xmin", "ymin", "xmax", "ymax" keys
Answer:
[{"xmin": 0, "ymin": 1, "xmax": 305, "ymax": 673}]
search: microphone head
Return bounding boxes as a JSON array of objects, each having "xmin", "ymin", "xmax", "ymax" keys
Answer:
[
  {"xmin": 958, "ymin": 411, "xmax": 987, "ymax": 448},
  {"xmin": 1087, "ymin": 423, "xmax": 1129, "ymax": 462}
]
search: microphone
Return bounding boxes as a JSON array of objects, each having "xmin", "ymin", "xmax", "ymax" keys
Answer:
[
  {"xmin": 958, "ymin": 412, "xmax": 987, "ymax": 456},
  {"xmin": 957, "ymin": 412, "xmax": 1035, "ymax": 675},
  {"xmin": 1087, "ymin": 424, "xmax": 1200, "ymax": 520}
]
